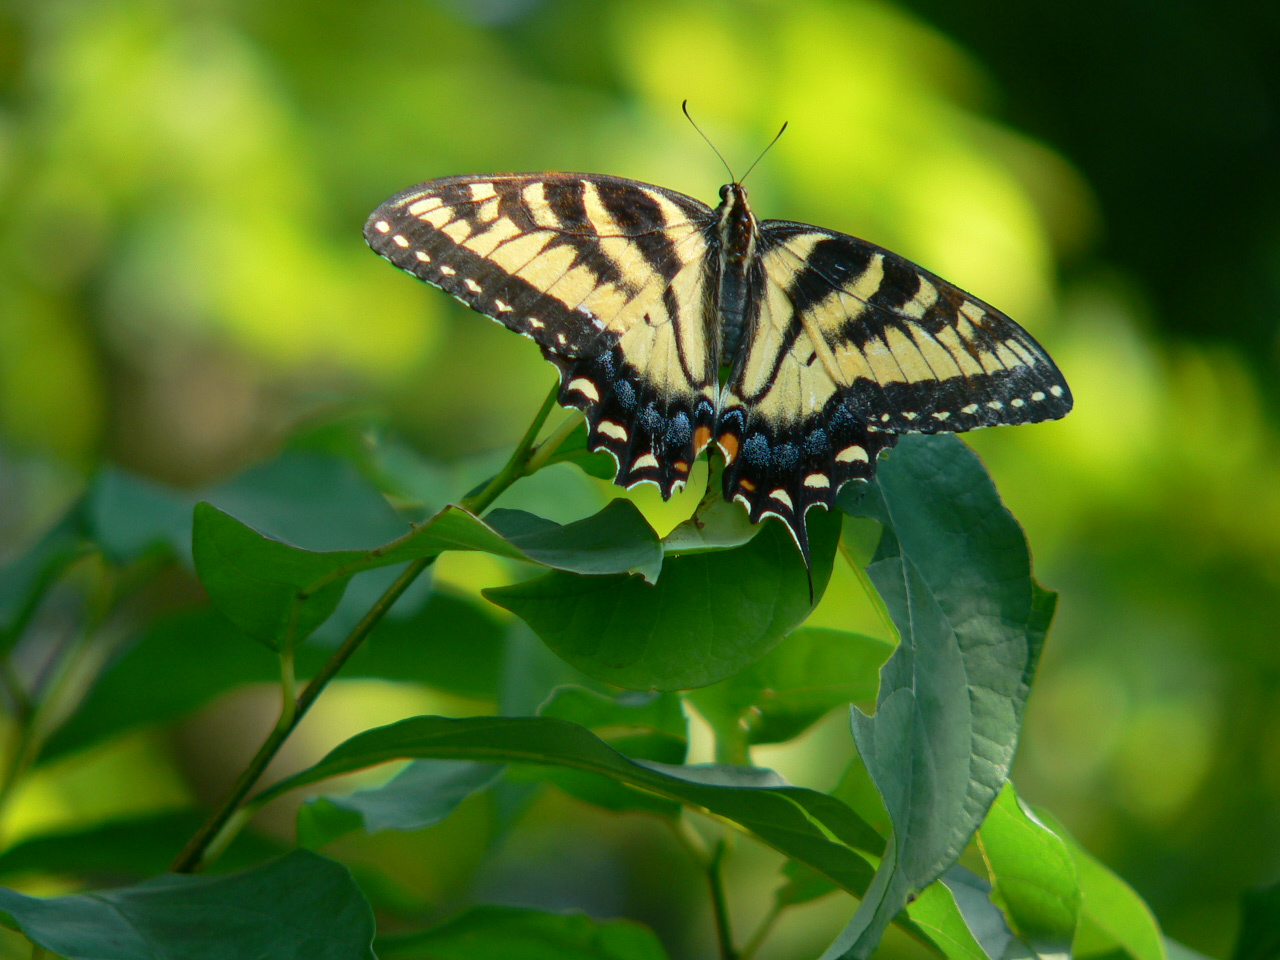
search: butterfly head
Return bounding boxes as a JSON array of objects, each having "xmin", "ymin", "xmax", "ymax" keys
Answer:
[{"xmin": 715, "ymin": 183, "xmax": 758, "ymax": 254}]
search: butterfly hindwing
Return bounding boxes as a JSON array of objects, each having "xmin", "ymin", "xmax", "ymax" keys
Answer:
[{"xmin": 365, "ymin": 174, "xmax": 720, "ymax": 496}]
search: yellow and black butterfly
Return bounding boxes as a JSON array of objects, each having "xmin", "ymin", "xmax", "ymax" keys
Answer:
[{"xmin": 365, "ymin": 170, "xmax": 1072, "ymax": 567}]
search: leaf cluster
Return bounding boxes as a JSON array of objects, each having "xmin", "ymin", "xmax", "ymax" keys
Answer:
[{"xmin": 0, "ymin": 407, "xmax": 1235, "ymax": 960}]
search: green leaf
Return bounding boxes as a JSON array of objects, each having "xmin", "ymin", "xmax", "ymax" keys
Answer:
[
  {"xmin": 194, "ymin": 498, "xmax": 662, "ymax": 649},
  {"xmin": 485, "ymin": 509, "xmax": 840, "ymax": 691},
  {"xmin": 0, "ymin": 811, "xmax": 284, "ymax": 880},
  {"xmin": 42, "ymin": 590, "xmax": 505, "ymax": 763},
  {"xmin": 1233, "ymin": 881, "xmax": 1280, "ymax": 960},
  {"xmin": 254, "ymin": 715, "xmax": 883, "ymax": 896},
  {"xmin": 1036, "ymin": 810, "xmax": 1165, "ymax": 960},
  {"xmin": 826, "ymin": 435, "xmax": 1054, "ymax": 958},
  {"xmin": 0, "ymin": 850, "xmax": 375, "ymax": 959},
  {"xmin": 979, "ymin": 783, "xmax": 1080, "ymax": 953},
  {"xmin": 934, "ymin": 865, "xmax": 1029, "ymax": 959},
  {"xmin": 538, "ymin": 686, "xmax": 688, "ymax": 761},
  {"xmin": 689, "ymin": 626, "xmax": 892, "ymax": 748},
  {"xmin": 298, "ymin": 760, "xmax": 504, "ymax": 848},
  {"xmin": 534, "ymin": 687, "xmax": 687, "ymax": 815},
  {"xmin": 906, "ymin": 872, "xmax": 1000, "ymax": 960},
  {"xmin": 661, "ymin": 494, "xmax": 763, "ymax": 555},
  {"xmin": 192, "ymin": 501, "xmax": 353, "ymax": 650},
  {"xmin": 375, "ymin": 904, "xmax": 670, "ymax": 960},
  {"xmin": 483, "ymin": 501, "xmax": 663, "ymax": 582}
]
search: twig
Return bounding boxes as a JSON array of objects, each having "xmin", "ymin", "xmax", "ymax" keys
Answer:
[{"xmin": 708, "ymin": 839, "xmax": 738, "ymax": 960}]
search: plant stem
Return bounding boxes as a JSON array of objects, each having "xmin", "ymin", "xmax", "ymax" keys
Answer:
[
  {"xmin": 169, "ymin": 381, "xmax": 561, "ymax": 874},
  {"xmin": 277, "ymin": 646, "xmax": 297, "ymax": 733},
  {"xmin": 708, "ymin": 839, "xmax": 738, "ymax": 960},
  {"xmin": 523, "ymin": 409, "xmax": 584, "ymax": 475},
  {"xmin": 739, "ymin": 901, "xmax": 783, "ymax": 960}
]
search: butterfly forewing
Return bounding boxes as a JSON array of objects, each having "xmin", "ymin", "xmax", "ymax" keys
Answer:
[
  {"xmin": 365, "ymin": 174, "xmax": 721, "ymax": 496},
  {"xmin": 760, "ymin": 223, "xmax": 1073, "ymax": 434}
]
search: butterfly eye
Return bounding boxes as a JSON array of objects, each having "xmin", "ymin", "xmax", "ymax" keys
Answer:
[{"xmin": 719, "ymin": 184, "xmax": 731, "ymax": 201}]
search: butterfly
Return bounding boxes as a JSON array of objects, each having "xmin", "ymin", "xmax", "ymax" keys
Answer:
[{"xmin": 365, "ymin": 171, "xmax": 1072, "ymax": 568}]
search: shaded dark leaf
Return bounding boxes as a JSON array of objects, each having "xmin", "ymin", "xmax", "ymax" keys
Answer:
[
  {"xmin": 825, "ymin": 436, "xmax": 1054, "ymax": 958},
  {"xmin": 0, "ymin": 811, "xmax": 284, "ymax": 880},
  {"xmin": 0, "ymin": 850, "xmax": 375, "ymax": 959},
  {"xmin": 194, "ymin": 498, "xmax": 661, "ymax": 650},
  {"xmin": 255, "ymin": 715, "xmax": 882, "ymax": 896},
  {"xmin": 485, "ymin": 509, "xmax": 840, "ymax": 691}
]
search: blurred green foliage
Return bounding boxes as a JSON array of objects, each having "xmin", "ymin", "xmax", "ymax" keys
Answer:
[{"xmin": 0, "ymin": 0, "xmax": 1277, "ymax": 957}]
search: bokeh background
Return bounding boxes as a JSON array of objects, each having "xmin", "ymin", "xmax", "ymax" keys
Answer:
[{"xmin": 1, "ymin": 0, "xmax": 1278, "ymax": 956}]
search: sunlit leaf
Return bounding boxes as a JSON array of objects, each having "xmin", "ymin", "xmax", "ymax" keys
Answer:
[
  {"xmin": 689, "ymin": 626, "xmax": 892, "ymax": 748},
  {"xmin": 825, "ymin": 435, "xmax": 1054, "ymax": 958},
  {"xmin": 485, "ymin": 509, "xmax": 840, "ymax": 691},
  {"xmin": 906, "ymin": 872, "xmax": 999, "ymax": 960},
  {"xmin": 253, "ymin": 714, "xmax": 882, "ymax": 895},
  {"xmin": 937, "ymin": 866, "xmax": 1027, "ymax": 959},
  {"xmin": 660, "ymin": 494, "xmax": 762, "ymax": 555},
  {"xmin": 979, "ymin": 783, "xmax": 1080, "ymax": 953},
  {"xmin": 375, "ymin": 904, "xmax": 669, "ymax": 960},
  {"xmin": 297, "ymin": 760, "xmax": 504, "ymax": 849},
  {"xmin": 1036, "ymin": 810, "xmax": 1165, "ymax": 960},
  {"xmin": 0, "ymin": 850, "xmax": 375, "ymax": 959}
]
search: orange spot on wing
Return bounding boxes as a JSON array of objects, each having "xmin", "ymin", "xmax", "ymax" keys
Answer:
[
  {"xmin": 718, "ymin": 433, "xmax": 739, "ymax": 464},
  {"xmin": 673, "ymin": 461, "xmax": 689, "ymax": 474},
  {"xmin": 693, "ymin": 426, "xmax": 712, "ymax": 454},
  {"xmin": 739, "ymin": 478, "xmax": 756, "ymax": 492}
]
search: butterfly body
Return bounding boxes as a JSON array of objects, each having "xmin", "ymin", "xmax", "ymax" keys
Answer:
[{"xmin": 366, "ymin": 172, "xmax": 1072, "ymax": 566}]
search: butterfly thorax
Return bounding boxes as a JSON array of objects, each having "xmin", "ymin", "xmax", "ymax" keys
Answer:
[{"xmin": 714, "ymin": 183, "xmax": 759, "ymax": 362}]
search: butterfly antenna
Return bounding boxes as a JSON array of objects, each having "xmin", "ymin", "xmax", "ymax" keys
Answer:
[
  {"xmin": 682, "ymin": 100, "xmax": 736, "ymax": 183},
  {"xmin": 740, "ymin": 119, "xmax": 788, "ymax": 186}
]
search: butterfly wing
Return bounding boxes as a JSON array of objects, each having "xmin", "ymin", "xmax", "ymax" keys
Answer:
[
  {"xmin": 717, "ymin": 221, "xmax": 1072, "ymax": 559},
  {"xmin": 365, "ymin": 173, "xmax": 720, "ymax": 496}
]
